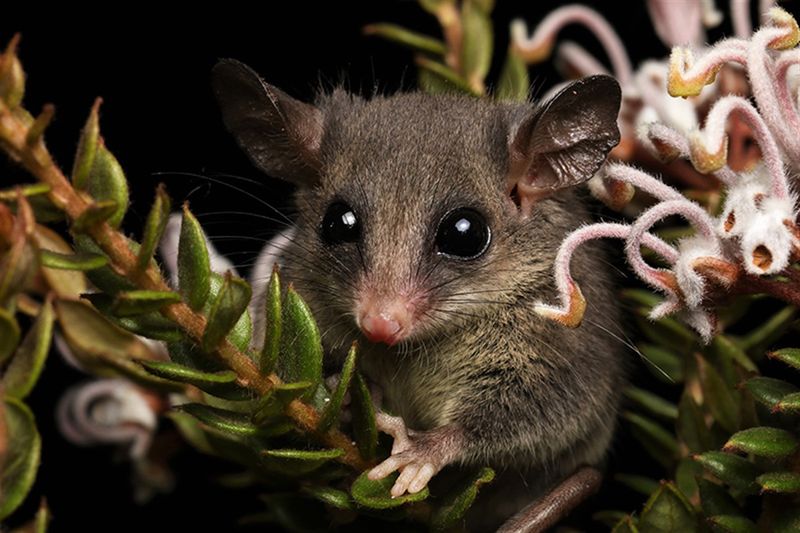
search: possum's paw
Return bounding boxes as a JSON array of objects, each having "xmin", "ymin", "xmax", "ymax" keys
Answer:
[{"xmin": 369, "ymin": 414, "xmax": 463, "ymax": 497}]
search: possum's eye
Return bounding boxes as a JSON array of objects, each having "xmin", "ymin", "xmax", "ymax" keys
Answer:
[
  {"xmin": 435, "ymin": 208, "xmax": 491, "ymax": 260},
  {"xmin": 321, "ymin": 202, "xmax": 360, "ymax": 245}
]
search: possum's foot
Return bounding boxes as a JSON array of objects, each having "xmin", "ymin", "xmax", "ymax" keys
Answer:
[{"xmin": 369, "ymin": 414, "xmax": 463, "ymax": 497}]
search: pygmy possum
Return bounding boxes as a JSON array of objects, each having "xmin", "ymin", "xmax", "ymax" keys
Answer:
[{"xmin": 212, "ymin": 58, "xmax": 626, "ymax": 530}]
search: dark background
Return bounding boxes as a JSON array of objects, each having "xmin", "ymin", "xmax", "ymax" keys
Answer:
[{"xmin": 1, "ymin": 1, "xmax": 794, "ymax": 531}]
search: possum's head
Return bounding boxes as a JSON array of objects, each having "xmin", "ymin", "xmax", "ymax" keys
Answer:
[{"xmin": 212, "ymin": 59, "xmax": 620, "ymax": 347}]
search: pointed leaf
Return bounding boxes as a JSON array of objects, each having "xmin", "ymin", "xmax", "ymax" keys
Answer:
[
  {"xmin": 177, "ymin": 403, "xmax": 259, "ymax": 437},
  {"xmin": 71, "ymin": 98, "xmax": 100, "ymax": 190},
  {"xmin": 712, "ymin": 335, "xmax": 757, "ymax": 373},
  {"xmin": 302, "ymin": 486, "xmax": 354, "ymax": 510},
  {"xmin": 0, "ymin": 398, "xmax": 41, "ymax": 520},
  {"xmin": 460, "ymin": 1, "xmax": 492, "ymax": 90},
  {"xmin": 496, "ymin": 48, "xmax": 528, "ymax": 101},
  {"xmin": 3, "ymin": 298, "xmax": 53, "ymax": 399},
  {"xmin": 202, "ymin": 272, "xmax": 251, "ymax": 352},
  {"xmin": 259, "ymin": 267, "xmax": 281, "ymax": 373},
  {"xmin": 319, "ymin": 343, "xmax": 357, "ymax": 431},
  {"xmin": 73, "ymin": 235, "xmax": 137, "ymax": 296},
  {"xmin": 431, "ymin": 467, "xmax": 495, "ymax": 531},
  {"xmin": 137, "ymin": 184, "xmax": 171, "ymax": 271},
  {"xmin": 350, "ymin": 372, "xmax": 377, "ymax": 461},
  {"xmin": 277, "ymin": 285, "xmax": 323, "ymax": 394},
  {"xmin": 696, "ymin": 354, "xmax": 740, "ymax": 433},
  {"xmin": 261, "ymin": 448, "xmax": 344, "ymax": 475},
  {"xmin": 624, "ymin": 412, "xmax": 678, "ymax": 468},
  {"xmin": 639, "ymin": 482, "xmax": 697, "ymax": 532},
  {"xmin": 756, "ymin": 471, "xmax": 800, "ymax": 494},
  {"xmin": 139, "ymin": 360, "xmax": 248, "ymax": 400},
  {"xmin": 774, "ymin": 392, "xmax": 800, "ymax": 413},
  {"xmin": 206, "ymin": 272, "xmax": 252, "ymax": 352},
  {"xmin": 0, "ymin": 183, "xmax": 50, "ymax": 201},
  {"xmin": 768, "ymin": 348, "xmax": 800, "ymax": 371},
  {"xmin": 639, "ymin": 343, "xmax": 684, "ymax": 384},
  {"xmin": 83, "ymin": 293, "xmax": 182, "ymax": 342},
  {"xmin": 39, "ymin": 250, "xmax": 107, "ymax": 271},
  {"xmin": 624, "ymin": 387, "xmax": 678, "ymax": 420},
  {"xmin": 0, "ymin": 308, "xmax": 20, "ymax": 365},
  {"xmin": 723, "ymin": 427, "xmax": 798, "ymax": 459},
  {"xmin": 34, "ymin": 226, "xmax": 88, "ymax": 299},
  {"xmin": 178, "ymin": 205, "xmax": 211, "ymax": 310},
  {"xmin": 707, "ymin": 515, "xmax": 757, "ymax": 533},
  {"xmin": 615, "ymin": 474, "xmax": 660, "ymax": 496},
  {"xmin": 744, "ymin": 377, "xmax": 798, "ymax": 410},
  {"xmin": 350, "ymin": 470, "xmax": 429, "ymax": 509},
  {"xmin": 363, "ymin": 24, "xmax": 446, "ymax": 55},
  {"xmin": 86, "ymin": 143, "xmax": 129, "ymax": 228},
  {"xmin": 677, "ymin": 392, "xmax": 713, "ymax": 453},
  {"xmin": 71, "ymin": 199, "xmax": 118, "ymax": 233},
  {"xmin": 698, "ymin": 478, "xmax": 742, "ymax": 517},
  {"xmin": 675, "ymin": 458, "xmax": 702, "ymax": 501},
  {"xmin": 253, "ymin": 382, "xmax": 312, "ymax": 425},
  {"xmin": 111, "ymin": 290, "xmax": 181, "ymax": 317},
  {"xmin": 693, "ymin": 451, "xmax": 759, "ymax": 494}
]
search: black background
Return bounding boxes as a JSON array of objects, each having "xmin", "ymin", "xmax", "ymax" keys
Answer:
[{"xmin": 1, "ymin": 1, "xmax": 795, "ymax": 531}]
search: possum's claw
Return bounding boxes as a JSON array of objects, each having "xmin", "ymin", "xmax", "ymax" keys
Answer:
[{"xmin": 369, "ymin": 416, "xmax": 464, "ymax": 497}]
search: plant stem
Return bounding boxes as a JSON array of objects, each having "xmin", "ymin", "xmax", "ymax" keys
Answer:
[{"xmin": 0, "ymin": 99, "xmax": 369, "ymax": 471}]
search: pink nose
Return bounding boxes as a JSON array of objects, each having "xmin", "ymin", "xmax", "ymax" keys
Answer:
[{"xmin": 360, "ymin": 313, "xmax": 402, "ymax": 345}]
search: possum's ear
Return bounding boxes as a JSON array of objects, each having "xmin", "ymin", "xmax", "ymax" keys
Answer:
[
  {"xmin": 507, "ymin": 75, "xmax": 621, "ymax": 216},
  {"xmin": 212, "ymin": 58, "xmax": 323, "ymax": 187}
]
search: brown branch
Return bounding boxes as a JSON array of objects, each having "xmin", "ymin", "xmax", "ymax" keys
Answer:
[{"xmin": 0, "ymin": 97, "xmax": 369, "ymax": 471}]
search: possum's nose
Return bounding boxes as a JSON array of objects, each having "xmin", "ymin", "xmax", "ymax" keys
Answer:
[{"xmin": 357, "ymin": 300, "xmax": 410, "ymax": 346}]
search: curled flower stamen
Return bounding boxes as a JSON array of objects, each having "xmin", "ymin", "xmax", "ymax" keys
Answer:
[
  {"xmin": 535, "ymin": 223, "xmax": 678, "ymax": 327},
  {"xmin": 604, "ymin": 162, "xmax": 686, "ymax": 202},
  {"xmin": 668, "ymin": 40, "xmax": 748, "ymax": 97},
  {"xmin": 510, "ymin": 5, "xmax": 633, "ymax": 85}
]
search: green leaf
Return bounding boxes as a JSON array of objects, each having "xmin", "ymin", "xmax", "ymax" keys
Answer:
[
  {"xmin": 137, "ymin": 184, "xmax": 171, "ymax": 271},
  {"xmin": 615, "ymin": 474, "xmax": 660, "ymax": 496},
  {"xmin": 0, "ymin": 183, "xmax": 50, "ymax": 201},
  {"xmin": 430, "ymin": 467, "xmax": 495, "ymax": 531},
  {"xmin": 496, "ymin": 48, "xmax": 528, "ymax": 101},
  {"xmin": 756, "ymin": 471, "xmax": 800, "ymax": 494},
  {"xmin": 739, "ymin": 306, "xmax": 796, "ymax": 352},
  {"xmin": 350, "ymin": 372, "xmax": 378, "ymax": 461},
  {"xmin": 624, "ymin": 387, "xmax": 678, "ymax": 419},
  {"xmin": 259, "ymin": 267, "xmax": 282, "ymax": 373},
  {"xmin": 634, "ymin": 313, "xmax": 695, "ymax": 351},
  {"xmin": 110, "ymin": 290, "xmax": 182, "ymax": 317},
  {"xmin": 83, "ymin": 293, "xmax": 183, "ymax": 342},
  {"xmin": 0, "ymin": 398, "xmax": 41, "ymax": 520},
  {"xmin": 707, "ymin": 515, "xmax": 757, "ymax": 533},
  {"xmin": 696, "ymin": 354, "xmax": 740, "ymax": 433},
  {"xmin": 460, "ymin": 1, "xmax": 492, "ymax": 90},
  {"xmin": 71, "ymin": 99, "xmax": 100, "ymax": 190},
  {"xmin": 768, "ymin": 347, "xmax": 800, "ymax": 371},
  {"xmin": 675, "ymin": 458, "xmax": 701, "ymax": 500},
  {"xmin": 416, "ymin": 57, "xmax": 476, "ymax": 95},
  {"xmin": 86, "ymin": 143, "xmax": 129, "ymax": 228},
  {"xmin": 698, "ymin": 478, "xmax": 742, "ymax": 517},
  {"xmin": 301, "ymin": 486, "xmax": 354, "ymax": 510},
  {"xmin": 277, "ymin": 286, "xmax": 323, "ymax": 395},
  {"xmin": 624, "ymin": 412, "xmax": 678, "ymax": 469},
  {"xmin": 612, "ymin": 515, "xmax": 640, "ymax": 533},
  {"xmin": 34, "ymin": 226, "xmax": 88, "ymax": 300},
  {"xmin": 39, "ymin": 249, "xmax": 108, "ymax": 271},
  {"xmin": 319, "ymin": 343, "xmax": 357, "ymax": 431},
  {"xmin": 177, "ymin": 403, "xmax": 259, "ymax": 437},
  {"xmin": 639, "ymin": 482, "xmax": 698, "ymax": 532},
  {"xmin": 693, "ymin": 451, "xmax": 759, "ymax": 494},
  {"xmin": 0, "ymin": 308, "xmax": 20, "ymax": 365},
  {"xmin": 178, "ymin": 205, "xmax": 211, "ymax": 311},
  {"xmin": 467, "ymin": 0, "xmax": 494, "ymax": 14},
  {"xmin": 202, "ymin": 272, "xmax": 252, "ymax": 352},
  {"xmin": 260, "ymin": 448, "xmax": 344, "ymax": 475},
  {"xmin": 54, "ymin": 299, "xmax": 182, "ymax": 392},
  {"xmin": 723, "ymin": 427, "xmax": 798, "ymax": 459},
  {"xmin": 140, "ymin": 360, "xmax": 248, "ymax": 400},
  {"xmin": 71, "ymin": 199, "xmax": 118, "ymax": 233},
  {"xmin": 639, "ymin": 343, "xmax": 684, "ymax": 384},
  {"xmin": 73, "ymin": 235, "xmax": 137, "ymax": 296},
  {"xmin": 677, "ymin": 392, "xmax": 713, "ymax": 453},
  {"xmin": 3, "ymin": 298, "xmax": 53, "ymax": 399},
  {"xmin": 712, "ymin": 335, "xmax": 757, "ymax": 372},
  {"xmin": 350, "ymin": 470, "xmax": 429, "ymax": 509},
  {"xmin": 774, "ymin": 391, "xmax": 800, "ymax": 413},
  {"xmin": 744, "ymin": 377, "xmax": 798, "ymax": 410},
  {"xmin": 363, "ymin": 23, "xmax": 446, "ymax": 55},
  {"xmin": 206, "ymin": 273, "xmax": 252, "ymax": 353}
]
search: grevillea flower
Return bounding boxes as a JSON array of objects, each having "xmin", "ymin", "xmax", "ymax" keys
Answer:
[{"xmin": 533, "ymin": 6, "xmax": 800, "ymax": 342}]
